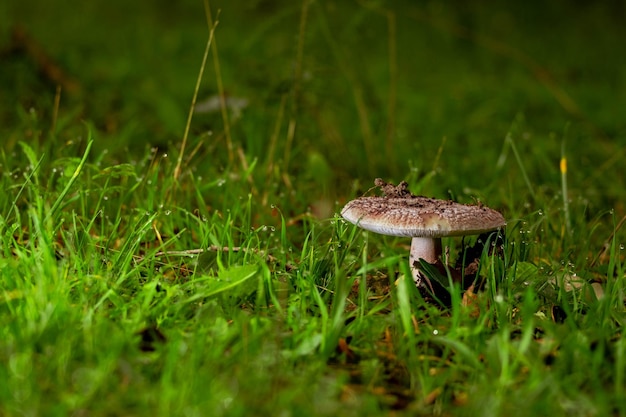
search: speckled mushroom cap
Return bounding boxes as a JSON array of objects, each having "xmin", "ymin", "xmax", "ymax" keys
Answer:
[{"xmin": 341, "ymin": 196, "xmax": 506, "ymax": 238}]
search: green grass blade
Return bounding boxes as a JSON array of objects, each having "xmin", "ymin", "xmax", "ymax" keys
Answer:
[{"xmin": 47, "ymin": 138, "xmax": 93, "ymax": 220}]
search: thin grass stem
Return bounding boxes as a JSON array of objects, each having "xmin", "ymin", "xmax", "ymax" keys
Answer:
[{"xmin": 173, "ymin": 7, "xmax": 219, "ymax": 182}]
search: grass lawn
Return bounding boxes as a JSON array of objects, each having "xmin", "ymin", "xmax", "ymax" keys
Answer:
[{"xmin": 1, "ymin": 1, "xmax": 626, "ymax": 415}]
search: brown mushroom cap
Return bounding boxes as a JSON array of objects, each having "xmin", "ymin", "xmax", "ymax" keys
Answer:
[{"xmin": 341, "ymin": 196, "xmax": 506, "ymax": 238}]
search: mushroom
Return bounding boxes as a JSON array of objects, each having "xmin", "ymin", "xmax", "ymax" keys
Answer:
[{"xmin": 341, "ymin": 179, "xmax": 506, "ymax": 287}]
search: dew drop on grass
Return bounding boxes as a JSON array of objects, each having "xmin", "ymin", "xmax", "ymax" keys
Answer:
[
  {"xmin": 432, "ymin": 329, "xmax": 439, "ymax": 335},
  {"xmin": 620, "ymin": 244, "xmax": 624, "ymax": 250},
  {"xmin": 164, "ymin": 210, "xmax": 171, "ymax": 216},
  {"xmin": 538, "ymin": 210, "xmax": 543, "ymax": 216},
  {"xmin": 217, "ymin": 179, "xmax": 226, "ymax": 187}
]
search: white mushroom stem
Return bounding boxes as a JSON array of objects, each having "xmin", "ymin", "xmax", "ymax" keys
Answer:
[{"xmin": 409, "ymin": 237, "xmax": 442, "ymax": 286}]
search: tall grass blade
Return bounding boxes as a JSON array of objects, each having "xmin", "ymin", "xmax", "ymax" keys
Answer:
[
  {"xmin": 506, "ymin": 132, "xmax": 536, "ymax": 200},
  {"xmin": 173, "ymin": 6, "xmax": 219, "ymax": 182},
  {"xmin": 560, "ymin": 127, "xmax": 572, "ymax": 235},
  {"xmin": 47, "ymin": 138, "xmax": 92, "ymax": 221}
]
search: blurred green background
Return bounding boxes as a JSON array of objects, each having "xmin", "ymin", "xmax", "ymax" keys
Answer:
[{"xmin": 2, "ymin": 0, "xmax": 625, "ymax": 208}]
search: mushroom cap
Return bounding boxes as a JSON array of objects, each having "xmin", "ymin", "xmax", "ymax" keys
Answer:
[{"xmin": 341, "ymin": 196, "xmax": 506, "ymax": 238}]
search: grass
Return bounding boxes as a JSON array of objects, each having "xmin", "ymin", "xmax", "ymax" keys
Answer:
[{"xmin": 1, "ymin": 0, "xmax": 626, "ymax": 415}]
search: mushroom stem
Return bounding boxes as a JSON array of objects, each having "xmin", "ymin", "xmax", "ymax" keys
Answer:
[{"xmin": 409, "ymin": 237, "xmax": 442, "ymax": 286}]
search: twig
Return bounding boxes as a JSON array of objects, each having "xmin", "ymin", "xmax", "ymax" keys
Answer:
[
  {"xmin": 152, "ymin": 245, "xmax": 295, "ymax": 270},
  {"xmin": 8, "ymin": 26, "xmax": 81, "ymax": 94}
]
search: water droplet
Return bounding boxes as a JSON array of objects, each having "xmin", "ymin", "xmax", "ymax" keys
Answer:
[
  {"xmin": 538, "ymin": 210, "xmax": 543, "ymax": 216},
  {"xmin": 164, "ymin": 210, "xmax": 171, "ymax": 216},
  {"xmin": 432, "ymin": 329, "xmax": 439, "ymax": 335},
  {"xmin": 620, "ymin": 244, "xmax": 624, "ymax": 250}
]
